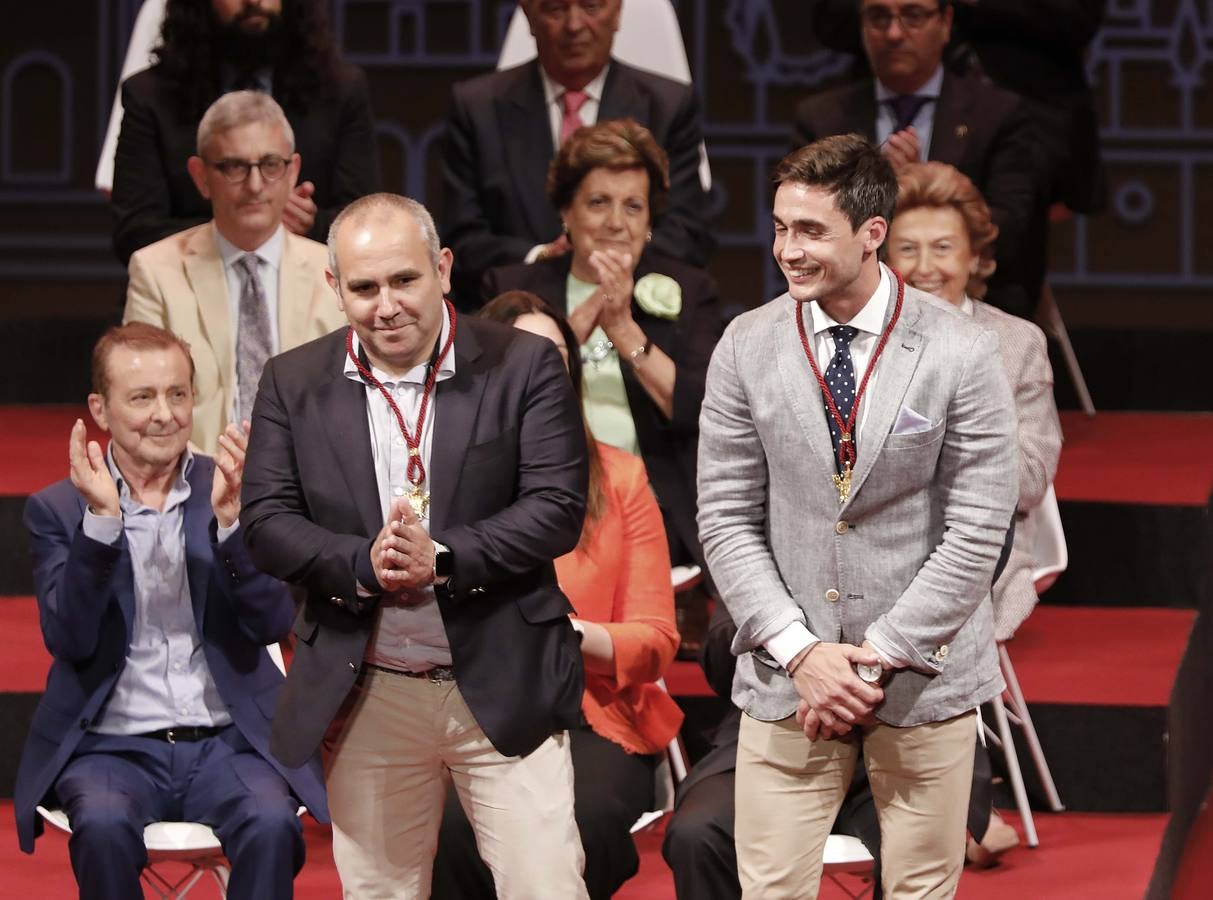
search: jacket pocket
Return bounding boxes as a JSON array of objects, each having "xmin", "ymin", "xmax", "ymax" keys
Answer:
[{"xmin": 515, "ymin": 585, "xmax": 574, "ymax": 624}]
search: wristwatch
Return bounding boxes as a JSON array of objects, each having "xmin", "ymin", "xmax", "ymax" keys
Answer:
[
  {"xmin": 432, "ymin": 541, "xmax": 454, "ymax": 584},
  {"xmin": 855, "ymin": 661, "xmax": 884, "ymax": 685}
]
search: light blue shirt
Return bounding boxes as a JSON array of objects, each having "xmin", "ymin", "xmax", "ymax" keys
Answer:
[
  {"xmin": 82, "ymin": 447, "xmax": 233, "ymax": 734},
  {"xmin": 875, "ymin": 66, "xmax": 945, "ymax": 159}
]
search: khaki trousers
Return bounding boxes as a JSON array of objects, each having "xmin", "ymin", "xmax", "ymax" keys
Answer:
[
  {"xmin": 735, "ymin": 710, "xmax": 977, "ymax": 900},
  {"xmin": 324, "ymin": 668, "xmax": 588, "ymax": 900}
]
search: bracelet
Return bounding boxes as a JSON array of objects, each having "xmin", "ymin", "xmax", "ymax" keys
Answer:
[{"xmin": 627, "ymin": 339, "xmax": 652, "ymax": 366}]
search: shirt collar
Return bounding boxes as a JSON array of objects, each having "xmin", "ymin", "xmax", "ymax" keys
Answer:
[
  {"xmin": 540, "ymin": 61, "xmax": 611, "ymax": 108},
  {"xmin": 342, "ymin": 301, "xmax": 457, "ymax": 388},
  {"xmin": 105, "ymin": 442, "xmax": 194, "ymax": 510},
  {"xmin": 807, "ymin": 264, "xmax": 892, "ymax": 337},
  {"xmin": 875, "ymin": 64, "xmax": 945, "ymax": 102},
  {"xmin": 214, "ymin": 223, "xmax": 285, "ymax": 275},
  {"xmin": 960, "ymin": 296, "xmax": 975, "ymax": 316}
]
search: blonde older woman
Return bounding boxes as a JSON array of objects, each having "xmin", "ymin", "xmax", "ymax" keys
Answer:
[{"xmin": 887, "ymin": 161, "xmax": 1062, "ymax": 644}]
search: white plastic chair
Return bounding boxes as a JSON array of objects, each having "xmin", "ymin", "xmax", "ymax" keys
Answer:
[
  {"xmin": 497, "ymin": 0, "xmax": 712, "ymax": 192},
  {"xmin": 36, "ymin": 643, "xmax": 293, "ymax": 898},
  {"xmin": 984, "ymin": 488, "xmax": 1067, "ymax": 847},
  {"xmin": 95, "ymin": 0, "xmax": 168, "ymax": 194},
  {"xmin": 1037, "ymin": 283, "xmax": 1095, "ymax": 417},
  {"xmin": 822, "ymin": 834, "xmax": 876, "ymax": 898}
]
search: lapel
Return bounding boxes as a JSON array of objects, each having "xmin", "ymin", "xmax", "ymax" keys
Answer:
[
  {"xmin": 927, "ymin": 72, "xmax": 971, "ymax": 166},
  {"xmin": 599, "ymin": 61, "xmax": 648, "ymax": 123},
  {"xmin": 277, "ymin": 232, "xmax": 317, "ymax": 351},
  {"xmin": 182, "ymin": 458, "xmax": 215, "ymax": 634},
  {"xmin": 183, "ymin": 225, "xmax": 233, "ymax": 391},
  {"xmin": 497, "ymin": 62, "xmax": 562, "ymax": 240},
  {"xmin": 321, "ymin": 333, "xmax": 385, "ymax": 539},
  {"xmin": 845, "ymin": 271, "xmax": 926, "ymax": 506},
  {"xmin": 428, "ymin": 317, "xmax": 489, "ymax": 533},
  {"xmin": 774, "ymin": 298, "xmax": 838, "ymax": 477}
]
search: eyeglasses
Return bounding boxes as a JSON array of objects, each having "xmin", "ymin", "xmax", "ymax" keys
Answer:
[
  {"xmin": 204, "ymin": 155, "xmax": 290, "ymax": 184},
  {"xmin": 860, "ymin": 4, "xmax": 942, "ymax": 31}
]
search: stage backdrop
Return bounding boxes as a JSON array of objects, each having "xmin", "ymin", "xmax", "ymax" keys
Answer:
[{"xmin": 1, "ymin": 1, "xmax": 1211, "ymax": 402}]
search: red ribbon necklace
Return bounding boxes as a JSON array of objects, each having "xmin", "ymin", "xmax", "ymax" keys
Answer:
[
  {"xmin": 345, "ymin": 298, "xmax": 458, "ymax": 519},
  {"xmin": 794, "ymin": 269, "xmax": 905, "ymax": 503}
]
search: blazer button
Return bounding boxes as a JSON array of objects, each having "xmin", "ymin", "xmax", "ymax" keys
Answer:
[
  {"xmin": 938, "ymin": 644, "xmax": 949, "ymax": 658},
  {"xmin": 835, "ymin": 521, "xmax": 849, "ymax": 534},
  {"xmin": 825, "ymin": 589, "xmax": 840, "ymax": 602},
  {"xmin": 79, "ymin": 718, "xmax": 89, "ymax": 729}
]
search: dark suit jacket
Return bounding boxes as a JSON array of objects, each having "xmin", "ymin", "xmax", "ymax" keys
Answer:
[
  {"xmin": 809, "ymin": 0, "xmax": 1106, "ymax": 213},
  {"xmin": 793, "ymin": 69, "xmax": 1046, "ymax": 317},
  {"xmin": 15, "ymin": 457, "xmax": 327, "ymax": 854},
  {"xmin": 484, "ymin": 252, "xmax": 724, "ymax": 567},
  {"xmin": 111, "ymin": 63, "xmax": 381, "ymax": 265},
  {"xmin": 240, "ymin": 320, "xmax": 589, "ymax": 767},
  {"xmin": 441, "ymin": 59, "xmax": 711, "ymax": 307}
]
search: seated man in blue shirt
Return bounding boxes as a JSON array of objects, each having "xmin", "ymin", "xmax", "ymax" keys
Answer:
[{"xmin": 14, "ymin": 322, "xmax": 327, "ymax": 900}]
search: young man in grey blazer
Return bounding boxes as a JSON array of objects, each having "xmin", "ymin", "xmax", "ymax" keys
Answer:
[{"xmin": 696, "ymin": 134, "xmax": 1018, "ymax": 899}]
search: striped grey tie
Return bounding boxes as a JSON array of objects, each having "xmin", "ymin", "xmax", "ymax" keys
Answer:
[{"xmin": 235, "ymin": 254, "xmax": 272, "ymax": 423}]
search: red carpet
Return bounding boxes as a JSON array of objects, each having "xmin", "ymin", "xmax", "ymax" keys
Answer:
[
  {"xmin": 0, "ymin": 802, "xmax": 1166, "ymax": 899},
  {"xmin": 664, "ymin": 605, "xmax": 1195, "ymax": 707},
  {"xmin": 5, "ymin": 407, "xmax": 1213, "ymax": 507},
  {"xmin": 1054, "ymin": 411, "xmax": 1213, "ymax": 506}
]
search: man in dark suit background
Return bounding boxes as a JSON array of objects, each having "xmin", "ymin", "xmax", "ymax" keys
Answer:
[
  {"xmin": 111, "ymin": 0, "xmax": 380, "ymax": 265},
  {"xmin": 440, "ymin": 0, "xmax": 711, "ymax": 307},
  {"xmin": 794, "ymin": 0, "xmax": 1047, "ymax": 318},
  {"xmin": 15, "ymin": 322, "xmax": 326, "ymax": 900},
  {"xmin": 240, "ymin": 193, "xmax": 592, "ymax": 897}
]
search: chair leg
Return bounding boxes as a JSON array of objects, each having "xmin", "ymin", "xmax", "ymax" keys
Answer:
[
  {"xmin": 824, "ymin": 873, "xmax": 874, "ymax": 899},
  {"xmin": 208, "ymin": 862, "xmax": 230, "ymax": 897},
  {"xmin": 999, "ymin": 645, "xmax": 1065, "ymax": 813},
  {"xmin": 1039, "ymin": 284, "xmax": 1095, "ymax": 417},
  {"xmin": 989, "ymin": 693, "xmax": 1040, "ymax": 848}
]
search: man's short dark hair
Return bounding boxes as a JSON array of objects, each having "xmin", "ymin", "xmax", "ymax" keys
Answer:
[{"xmin": 772, "ymin": 134, "xmax": 898, "ymax": 231}]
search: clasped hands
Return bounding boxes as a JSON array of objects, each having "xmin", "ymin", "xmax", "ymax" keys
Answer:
[
  {"xmin": 791, "ymin": 640, "xmax": 887, "ymax": 742},
  {"xmin": 882, "ymin": 127, "xmax": 922, "ymax": 173},
  {"xmin": 69, "ymin": 418, "xmax": 249, "ymax": 529},
  {"xmin": 568, "ymin": 248, "xmax": 636, "ymax": 343},
  {"xmin": 370, "ymin": 496, "xmax": 435, "ymax": 594}
]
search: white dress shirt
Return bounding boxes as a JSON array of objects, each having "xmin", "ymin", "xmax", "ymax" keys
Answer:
[
  {"xmin": 344, "ymin": 305, "xmax": 458, "ymax": 671},
  {"xmin": 764, "ymin": 265, "xmax": 912, "ymax": 671}
]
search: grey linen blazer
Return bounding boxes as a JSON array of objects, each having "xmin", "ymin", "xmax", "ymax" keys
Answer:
[
  {"xmin": 697, "ymin": 270, "xmax": 1019, "ymax": 726},
  {"xmin": 972, "ymin": 300, "xmax": 1062, "ymax": 640}
]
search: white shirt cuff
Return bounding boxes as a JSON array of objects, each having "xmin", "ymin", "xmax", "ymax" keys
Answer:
[
  {"xmin": 524, "ymin": 243, "xmax": 547, "ymax": 264},
  {"xmin": 216, "ymin": 521, "xmax": 239, "ymax": 544},
  {"xmin": 863, "ymin": 630, "xmax": 911, "ymax": 670},
  {"xmin": 82, "ymin": 509, "xmax": 123, "ymax": 546},
  {"xmin": 765, "ymin": 622, "xmax": 820, "ymax": 670}
]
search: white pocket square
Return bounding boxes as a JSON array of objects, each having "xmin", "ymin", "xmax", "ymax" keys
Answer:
[{"xmin": 891, "ymin": 406, "xmax": 935, "ymax": 435}]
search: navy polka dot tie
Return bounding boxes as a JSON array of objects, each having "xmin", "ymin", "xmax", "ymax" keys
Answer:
[{"xmin": 824, "ymin": 325, "xmax": 859, "ymax": 471}]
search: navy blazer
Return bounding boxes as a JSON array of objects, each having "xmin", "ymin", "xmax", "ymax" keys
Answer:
[
  {"xmin": 441, "ymin": 58, "xmax": 712, "ymax": 307},
  {"xmin": 484, "ymin": 251, "xmax": 725, "ymax": 567},
  {"xmin": 15, "ymin": 455, "xmax": 328, "ymax": 854},
  {"xmin": 241, "ymin": 318, "xmax": 589, "ymax": 767}
]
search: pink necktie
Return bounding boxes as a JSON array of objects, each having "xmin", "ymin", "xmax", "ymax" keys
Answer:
[{"xmin": 560, "ymin": 90, "xmax": 589, "ymax": 145}]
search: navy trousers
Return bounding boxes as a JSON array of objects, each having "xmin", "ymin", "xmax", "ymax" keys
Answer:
[{"xmin": 53, "ymin": 725, "xmax": 304, "ymax": 900}]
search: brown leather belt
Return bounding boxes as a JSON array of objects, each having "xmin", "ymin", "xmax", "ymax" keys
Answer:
[{"xmin": 364, "ymin": 662, "xmax": 457, "ymax": 683}]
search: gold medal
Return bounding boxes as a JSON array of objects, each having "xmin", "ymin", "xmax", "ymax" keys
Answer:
[
  {"xmin": 832, "ymin": 461, "xmax": 853, "ymax": 505},
  {"xmin": 407, "ymin": 485, "xmax": 430, "ymax": 520}
]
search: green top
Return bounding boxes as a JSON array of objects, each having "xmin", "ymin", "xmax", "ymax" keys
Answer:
[{"xmin": 567, "ymin": 272, "xmax": 640, "ymax": 456}]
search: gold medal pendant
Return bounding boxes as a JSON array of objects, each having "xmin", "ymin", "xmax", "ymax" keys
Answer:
[
  {"xmin": 407, "ymin": 485, "xmax": 431, "ymax": 520},
  {"xmin": 832, "ymin": 462, "xmax": 853, "ymax": 505}
]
